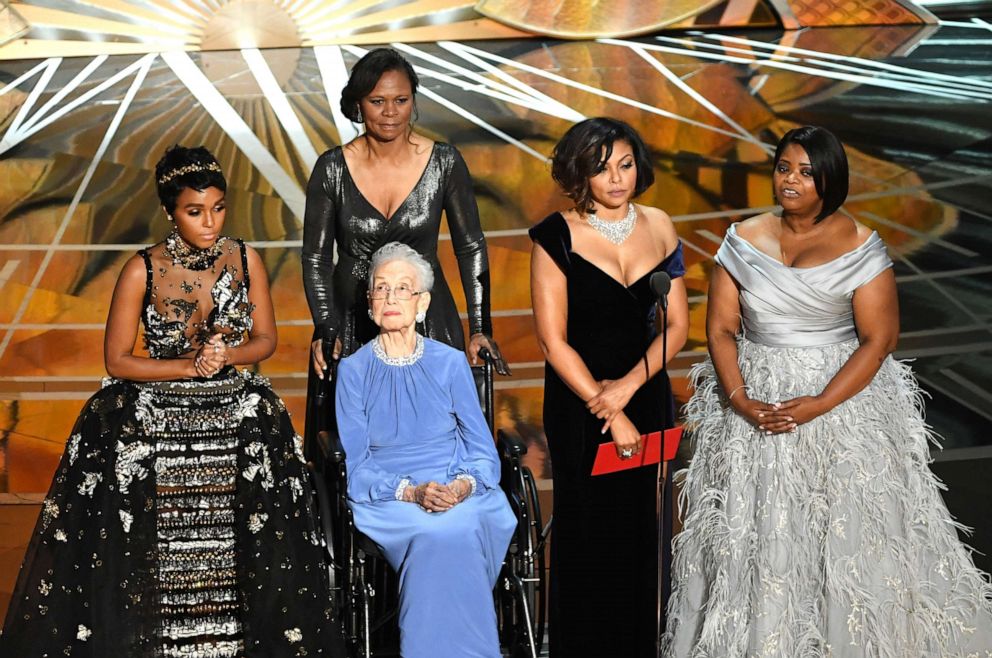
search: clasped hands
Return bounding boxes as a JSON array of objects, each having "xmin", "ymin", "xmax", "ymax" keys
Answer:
[
  {"xmin": 732, "ymin": 394, "xmax": 826, "ymax": 434},
  {"xmin": 587, "ymin": 377, "xmax": 642, "ymax": 459},
  {"xmin": 193, "ymin": 333, "xmax": 230, "ymax": 378},
  {"xmin": 401, "ymin": 479, "xmax": 472, "ymax": 513}
]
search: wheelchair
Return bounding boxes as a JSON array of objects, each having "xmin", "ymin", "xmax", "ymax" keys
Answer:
[{"xmin": 306, "ymin": 349, "xmax": 547, "ymax": 657}]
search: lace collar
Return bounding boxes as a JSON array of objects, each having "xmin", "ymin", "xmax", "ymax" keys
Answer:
[{"xmin": 372, "ymin": 334, "xmax": 424, "ymax": 366}]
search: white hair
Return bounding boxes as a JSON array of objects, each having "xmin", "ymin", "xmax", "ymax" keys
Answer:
[{"xmin": 369, "ymin": 242, "xmax": 434, "ymax": 291}]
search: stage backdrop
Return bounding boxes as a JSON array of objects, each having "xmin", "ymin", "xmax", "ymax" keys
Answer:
[{"xmin": 2, "ymin": 18, "xmax": 991, "ymax": 498}]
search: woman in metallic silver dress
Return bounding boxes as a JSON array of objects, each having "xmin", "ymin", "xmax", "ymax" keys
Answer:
[
  {"xmin": 0, "ymin": 146, "xmax": 344, "ymax": 658},
  {"xmin": 302, "ymin": 47, "xmax": 509, "ymax": 377},
  {"xmin": 662, "ymin": 126, "xmax": 992, "ymax": 656}
]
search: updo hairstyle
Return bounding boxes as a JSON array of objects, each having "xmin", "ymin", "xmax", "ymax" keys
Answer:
[{"xmin": 154, "ymin": 145, "xmax": 226, "ymax": 215}]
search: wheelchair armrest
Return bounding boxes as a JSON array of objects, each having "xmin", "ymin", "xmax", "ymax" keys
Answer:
[
  {"xmin": 317, "ymin": 430, "xmax": 347, "ymax": 464},
  {"xmin": 497, "ymin": 428, "xmax": 528, "ymax": 459}
]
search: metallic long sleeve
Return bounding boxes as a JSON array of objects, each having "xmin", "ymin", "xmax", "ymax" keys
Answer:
[
  {"xmin": 444, "ymin": 148, "xmax": 493, "ymax": 337},
  {"xmin": 302, "ymin": 151, "xmax": 340, "ymax": 343}
]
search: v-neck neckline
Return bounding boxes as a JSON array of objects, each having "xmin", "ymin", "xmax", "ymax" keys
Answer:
[{"xmin": 342, "ymin": 143, "xmax": 437, "ymax": 222}]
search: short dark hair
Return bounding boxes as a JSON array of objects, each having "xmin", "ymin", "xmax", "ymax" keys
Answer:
[
  {"xmin": 773, "ymin": 125, "xmax": 848, "ymax": 222},
  {"xmin": 340, "ymin": 48, "xmax": 419, "ymax": 123},
  {"xmin": 550, "ymin": 118, "xmax": 654, "ymax": 213},
  {"xmin": 154, "ymin": 145, "xmax": 226, "ymax": 214}
]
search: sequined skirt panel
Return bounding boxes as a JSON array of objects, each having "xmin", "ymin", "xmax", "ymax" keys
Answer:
[{"xmin": 141, "ymin": 376, "xmax": 246, "ymax": 658}]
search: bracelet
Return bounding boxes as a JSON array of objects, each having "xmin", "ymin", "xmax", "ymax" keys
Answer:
[
  {"xmin": 395, "ymin": 478, "xmax": 412, "ymax": 501},
  {"xmin": 727, "ymin": 384, "xmax": 748, "ymax": 402},
  {"xmin": 454, "ymin": 473, "xmax": 478, "ymax": 496}
]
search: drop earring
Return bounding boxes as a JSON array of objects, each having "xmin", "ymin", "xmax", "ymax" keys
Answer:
[
  {"xmin": 415, "ymin": 311, "xmax": 426, "ymax": 323},
  {"xmin": 367, "ymin": 308, "xmax": 374, "ymax": 320}
]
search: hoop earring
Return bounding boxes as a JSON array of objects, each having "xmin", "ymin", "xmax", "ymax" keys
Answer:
[{"xmin": 415, "ymin": 311, "xmax": 426, "ymax": 323}]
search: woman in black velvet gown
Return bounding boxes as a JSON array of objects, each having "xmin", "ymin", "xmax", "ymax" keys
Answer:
[
  {"xmin": 529, "ymin": 118, "xmax": 689, "ymax": 657},
  {"xmin": 302, "ymin": 48, "xmax": 508, "ymax": 378}
]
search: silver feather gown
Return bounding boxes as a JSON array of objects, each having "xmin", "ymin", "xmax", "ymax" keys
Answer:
[{"xmin": 662, "ymin": 224, "xmax": 992, "ymax": 657}]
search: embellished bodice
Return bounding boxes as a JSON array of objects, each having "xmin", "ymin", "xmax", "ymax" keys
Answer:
[
  {"xmin": 138, "ymin": 237, "xmax": 254, "ymax": 359},
  {"xmin": 716, "ymin": 223, "xmax": 893, "ymax": 348}
]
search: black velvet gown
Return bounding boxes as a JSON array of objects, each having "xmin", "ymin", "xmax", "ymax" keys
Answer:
[{"xmin": 529, "ymin": 213, "xmax": 685, "ymax": 658}]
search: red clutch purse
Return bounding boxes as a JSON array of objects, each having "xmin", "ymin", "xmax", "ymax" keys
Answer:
[{"xmin": 591, "ymin": 427, "xmax": 683, "ymax": 476}]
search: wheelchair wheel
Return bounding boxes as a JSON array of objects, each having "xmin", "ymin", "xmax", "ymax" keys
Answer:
[{"xmin": 498, "ymin": 460, "xmax": 547, "ymax": 657}]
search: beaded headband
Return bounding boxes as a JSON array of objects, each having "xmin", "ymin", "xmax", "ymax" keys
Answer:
[{"xmin": 157, "ymin": 162, "xmax": 223, "ymax": 185}]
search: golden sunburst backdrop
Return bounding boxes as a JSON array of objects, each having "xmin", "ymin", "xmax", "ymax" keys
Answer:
[{"xmin": 3, "ymin": 0, "xmax": 989, "ymax": 555}]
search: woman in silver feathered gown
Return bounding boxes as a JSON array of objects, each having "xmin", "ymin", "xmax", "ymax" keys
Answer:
[{"xmin": 662, "ymin": 126, "xmax": 992, "ymax": 657}]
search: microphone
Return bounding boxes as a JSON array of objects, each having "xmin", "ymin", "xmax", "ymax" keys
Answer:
[
  {"xmin": 648, "ymin": 269, "xmax": 673, "ymax": 634},
  {"xmin": 649, "ymin": 272, "xmax": 671, "ymax": 311}
]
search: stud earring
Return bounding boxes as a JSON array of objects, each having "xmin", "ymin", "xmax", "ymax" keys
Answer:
[
  {"xmin": 415, "ymin": 311, "xmax": 426, "ymax": 323},
  {"xmin": 167, "ymin": 214, "xmax": 175, "ymax": 222}
]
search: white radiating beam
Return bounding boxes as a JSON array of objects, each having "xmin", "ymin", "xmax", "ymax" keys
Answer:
[
  {"xmin": 618, "ymin": 38, "xmax": 978, "ymax": 101},
  {"xmin": 438, "ymin": 41, "xmax": 586, "ymax": 122},
  {"xmin": 19, "ymin": 55, "xmax": 108, "ymax": 135},
  {"xmin": 0, "ymin": 58, "xmax": 60, "ymax": 154},
  {"xmin": 162, "ymin": 50, "xmax": 306, "ymax": 219},
  {"xmin": 0, "ymin": 59, "xmax": 56, "ymax": 97},
  {"xmin": 313, "ymin": 44, "xmax": 361, "ymax": 145},
  {"xmin": 626, "ymin": 45, "xmax": 771, "ymax": 153},
  {"xmin": 241, "ymin": 47, "xmax": 319, "ymax": 171},
  {"xmin": 446, "ymin": 42, "xmax": 751, "ymax": 143},
  {"xmin": 1, "ymin": 55, "xmax": 161, "ymax": 155},
  {"xmin": 657, "ymin": 35, "xmax": 990, "ymax": 96},
  {"xmin": 698, "ymin": 32, "xmax": 992, "ymax": 92},
  {"xmin": 395, "ymin": 42, "xmax": 585, "ymax": 122},
  {"xmin": 0, "ymin": 54, "xmax": 155, "ymax": 362}
]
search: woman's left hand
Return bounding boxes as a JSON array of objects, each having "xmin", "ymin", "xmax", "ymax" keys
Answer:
[
  {"xmin": 587, "ymin": 377, "xmax": 638, "ymax": 432},
  {"xmin": 773, "ymin": 395, "xmax": 828, "ymax": 426},
  {"xmin": 468, "ymin": 333, "xmax": 511, "ymax": 376},
  {"xmin": 446, "ymin": 478, "xmax": 472, "ymax": 504}
]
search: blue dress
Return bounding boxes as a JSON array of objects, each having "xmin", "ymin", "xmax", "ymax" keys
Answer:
[{"xmin": 335, "ymin": 336, "xmax": 515, "ymax": 658}]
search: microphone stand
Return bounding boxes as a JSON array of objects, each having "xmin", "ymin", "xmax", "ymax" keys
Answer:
[{"xmin": 655, "ymin": 290, "xmax": 670, "ymax": 657}]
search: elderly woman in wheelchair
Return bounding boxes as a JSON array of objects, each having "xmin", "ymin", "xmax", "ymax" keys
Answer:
[{"xmin": 335, "ymin": 242, "xmax": 516, "ymax": 657}]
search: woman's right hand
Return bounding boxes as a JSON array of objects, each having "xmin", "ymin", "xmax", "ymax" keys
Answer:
[
  {"xmin": 311, "ymin": 337, "xmax": 342, "ymax": 379},
  {"xmin": 732, "ymin": 396, "xmax": 796, "ymax": 435},
  {"xmin": 609, "ymin": 413, "xmax": 642, "ymax": 460}
]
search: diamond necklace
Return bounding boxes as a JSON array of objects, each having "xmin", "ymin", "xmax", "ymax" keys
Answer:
[
  {"xmin": 372, "ymin": 333, "xmax": 424, "ymax": 366},
  {"xmin": 164, "ymin": 229, "xmax": 227, "ymax": 271},
  {"xmin": 586, "ymin": 203, "xmax": 636, "ymax": 245}
]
